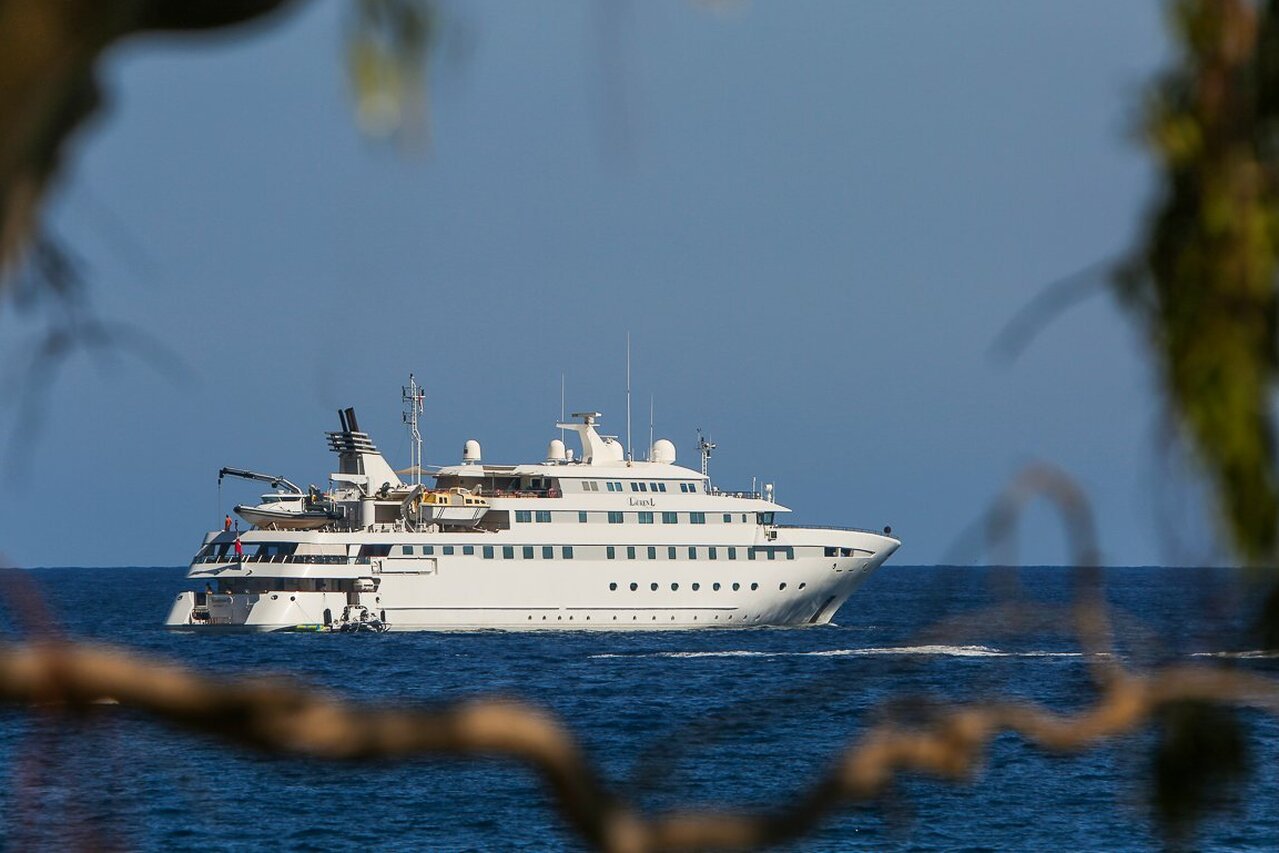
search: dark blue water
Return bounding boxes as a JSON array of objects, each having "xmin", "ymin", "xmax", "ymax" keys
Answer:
[{"xmin": 2, "ymin": 565, "xmax": 1277, "ymax": 851}]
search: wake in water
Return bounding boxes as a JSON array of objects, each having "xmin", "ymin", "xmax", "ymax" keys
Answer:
[{"xmin": 591, "ymin": 645, "xmax": 1087, "ymax": 660}]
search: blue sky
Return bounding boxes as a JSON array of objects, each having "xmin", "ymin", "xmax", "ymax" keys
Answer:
[{"xmin": 1, "ymin": 1, "xmax": 1198, "ymax": 567}]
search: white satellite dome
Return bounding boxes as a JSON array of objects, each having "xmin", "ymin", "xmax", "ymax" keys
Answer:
[
  {"xmin": 651, "ymin": 438, "xmax": 676, "ymax": 464},
  {"xmin": 462, "ymin": 439, "xmax": 482, "ymax": 464},
  {"xmin": 546, "ymin": 438, "xmax": 566, "ymax": 462},
  {"xmin": 600, "ymin": 436, "xmax": 625, "ymax": 462}
]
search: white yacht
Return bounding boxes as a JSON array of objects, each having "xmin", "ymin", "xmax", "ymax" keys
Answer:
[{"xmin": 166, "ymin": 377, "xmax": 900, "ymax": 631}]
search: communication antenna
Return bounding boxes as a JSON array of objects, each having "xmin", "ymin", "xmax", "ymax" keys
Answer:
[
  {"xmin": 648, "ymin": 395, "xmax": 654, "ymax": 462},
  {"xmin": 697, "ymin": 428, "xmax": 716, "ymax": 482},
  {"xmin": 560, "ymin": 372, "xmax": 565, "ymax": 445},
  {"xmin": 402, "ymin": 373, "xmax": 425, "ymax": 487},
  {"xmin": 626, "ymin": 333, "xmax": 632, "ymax": 464}
]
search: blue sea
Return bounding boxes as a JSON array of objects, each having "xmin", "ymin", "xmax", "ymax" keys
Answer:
[{"xmin": 1, "ymin": 565, "xmax": 1277, "ymax": 851}]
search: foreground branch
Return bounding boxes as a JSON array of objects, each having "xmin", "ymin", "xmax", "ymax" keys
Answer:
[{"xmin": 1, "ymin": 641, "xmax": 1278, "ymax": 851}]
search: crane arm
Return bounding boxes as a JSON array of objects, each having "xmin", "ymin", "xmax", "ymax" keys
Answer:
[{"xmin": 217, "ymin": 467, "xmax": 302, "ymax": 494}]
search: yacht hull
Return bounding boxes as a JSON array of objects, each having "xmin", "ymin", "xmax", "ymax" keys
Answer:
[{"xmin": 165, "ymin": 532, "xmax": 898, "ymax": 632}]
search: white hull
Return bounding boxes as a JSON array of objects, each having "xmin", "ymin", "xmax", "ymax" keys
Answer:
[{"xmin": 166, "ymin": 529, "xmax": 897, "ymax": 632}]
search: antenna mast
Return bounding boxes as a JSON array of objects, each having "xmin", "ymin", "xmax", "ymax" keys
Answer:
[
  {"xmin": 626, "ymin": 333, "xmax": 632, "ymax": 464},
  {"xmin": 648, "ymin": 395, "xmax": 654, "ymax": 462},
  {"xmin": 697, "ymin": 429, "xmax": 716, "ymax": 482},
  {"xmin": 402, "ymin": 373, "xmax": 425, "ymax": 487}
]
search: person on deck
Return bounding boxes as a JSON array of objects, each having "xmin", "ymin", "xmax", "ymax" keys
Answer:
[
  {"xmin": 224, "ymin": 514, "xmax": 232, "ymax": 531},
  {"xmin": 234, "ymin": 537, "xmax": 243, "ymax": 559}
]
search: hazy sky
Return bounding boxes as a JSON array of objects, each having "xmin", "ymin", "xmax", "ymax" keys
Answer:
[{"xmin": 1, "ymin": 1, "xmax": 1196, "ymax": 568}]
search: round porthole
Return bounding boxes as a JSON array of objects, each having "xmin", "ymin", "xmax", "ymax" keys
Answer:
[
  {"xmin": 692, "ymin": 583, "xmax": 700, "ymax": 591},
  {"xmin": 799, "ymin": 582, "xmax": 807, "ymax": 589},
  {"xmin": 610, "ymin": 582, "xmax": 618, "ymax": 591},
  {"xmin": 671, "ymin": 583, "xmax": 679, "ymax": 591},
  {"xmin": 290, "ymin": 595, "xmax": 296, "ymax": 601},
  {"xmin": 651, "ymin": 582, "xmax": 658, "ymax": 591},
  {"xmin": 270, "ymin": 594, "xmax": 278, "ymax": 600},
  {"xmin": 732, "ymin": 582, "xmax": 740, "ymax": 591},
  {"xmin": 779, "ymin": 582, "xmax": 787, "ymax": 591},
  {"xmin": 713, "ymin": 582, "xmax": 721, "ymax": 591},
  {"xmin": 630, "ymin": 582, "xmax": 638, "ymax": 591},
  {"xmin": 751, "ymin": 583, "xmax": 758, "ymax": 591}
]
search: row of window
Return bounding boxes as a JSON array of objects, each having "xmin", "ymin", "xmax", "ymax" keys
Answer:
[
  {"xmin": 607, "ymin": 580, "xmax": 808, "ymax": 592},
  {"xmin": 395, "ymin": 544, "xmax": 796, "ymax": 561},
  {"xmin": 578, "ymin": 481, "xmax": 703, "ymax": 493},
  {"xmin": 517, "ymin": 511, "xmax": 756, "ymax": 525}
]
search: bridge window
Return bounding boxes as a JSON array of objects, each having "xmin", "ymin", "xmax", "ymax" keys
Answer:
[
  {"xmin": 536, "ymin": 510, "xmax": 551, "ymax": 523},
  {"xmin": 402, "ymin": 545, "xmax": 415, "ymax": 555},
  {"xmin": 515, "ymin": 510, "xmax": 531, "ymax": 523},
  {"xmin": 757, "ymin": 512, "xmax": 775, "ymax": 525},
  {"xmin": 638, "ymin": 512, "xmax": 653, "ymax": 524},
  {"xmin": 649, "ymin": 482, "xmax": 659, "ymax": 491},
  {"xmin": 656, "ymin": 483, "xmax": 667, "ymax": 492},
  {"xmin": 607, "ymin": 482, "xmax": 618, "ymax": 492},
  {"xmin": 608, "ymin": 511, "xmax": 623, "ymax": 524},
  {"xmin": 630, "ymin": 482, "xmax": 640, "ymax": 492},
  {"xmin": 824, "ymin": 547, "xmax": 837, "ymax": 557}
]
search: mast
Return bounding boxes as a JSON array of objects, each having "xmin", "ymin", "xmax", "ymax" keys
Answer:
[
  {"xmin": 697, "ymin": 429, "xmax": 716, "ymax": 484},
  {"xmin": 626, "ymin": 333, "xmax": 632, "ymax": 464},
  {"xmin": 402, "ymin": 373, "xmax": 425, "ymax": 487}
]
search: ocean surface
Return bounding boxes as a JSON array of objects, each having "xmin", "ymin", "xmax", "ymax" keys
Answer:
[{"xmin": 1, "ymin": 565, "xmax": 1277, "ymax": 851}]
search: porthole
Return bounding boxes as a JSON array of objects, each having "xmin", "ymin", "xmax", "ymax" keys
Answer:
[
  {"xmin": 652, "ymin": 615, "xmax": 657, "ymax": 621},
  {"xmin": 651, "ymin": 582, "xmax": 658, "ymax": 591},
  {"xmin": 751, "ymin": 583, "xmax": 758, "ymax": 591},
  {"xmin": 779, "ymin": 582, "xmax": 787, "ymax": 591},
  {"xmin": 610, "ymin": 582, "xmax": 618, "ymax": 591},
  {"xmin": 799, "ymin": 582, "xmax": 807, "ymax": 589},
  {"xmin": 732, "ymin": 582, "xmax": 740, "ymax": 591},
  {"xmin": 270, "ymin": 594, "xmax": 278, "ymax": 600},
  {"xmin": 557, "ymin": 615, "xmax": 562, "ymax": 620},
  {"xmin": 713, "ymin": 582, "xmax": 721, "ymax": 591},
  {"xmin": 542, "ymin": 616, "xmax": 547, "ymax": 620},
  {"xmin": 671, "ymin": 583, "xmax": 679, "ymax": 591},
  {"xmin": 528, "ymin": 615, "xmax": 533, "ymax": 620},
  {"xmin": 630, "ymin": 582, "xmax": 638, "ymax": 591},
  {"xmin": 290, "ymin": 596, "xmax": 296, "ymax": 601},
  {"xmin": 692, "ymin": 583, "xmax": 700, "ymax": 591}
]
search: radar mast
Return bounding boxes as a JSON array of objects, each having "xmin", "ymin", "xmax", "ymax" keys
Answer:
[{"xmin": 402, "ymin": 373, "xmax": 425, "ymax": 487}]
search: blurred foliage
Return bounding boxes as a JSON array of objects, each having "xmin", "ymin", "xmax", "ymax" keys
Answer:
[
  {"xmin": 1118, "ymin": 0, "xmax": 1279, "ymax": 565},
  {"xmin": 345, "ymin": 0, "xmax": 436, "ymax": 146},
  {"xmin": 1151, "ymin": 700, "xmax": 1249, "ymax": 831}
]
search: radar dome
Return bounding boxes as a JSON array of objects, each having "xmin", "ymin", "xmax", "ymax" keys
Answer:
[
  {"xmin": 546, "ymin": 438, "xmax": 566, "ymax": 462},
  {"xmin": 651, "ymin": 438, "xmax": 676, "ymax": 464},
  {"xmin": 462, "ymin": 439, "xmax": 482, "ymax": 464}
]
